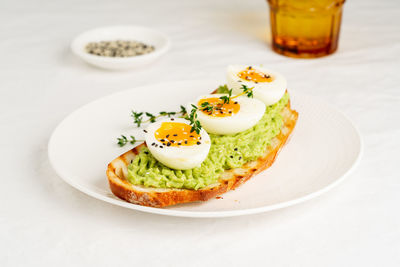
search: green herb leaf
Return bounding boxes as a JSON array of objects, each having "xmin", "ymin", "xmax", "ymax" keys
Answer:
[
  {"xmin": 188, "ymin": 105, "xmax": 202, "ymax": 134},
  {"xmin": 241, "ymin": 85, "xmax": 254, "ymax": 98},
  {"xmin": 129, "ymin": 135, "xmax": 137, "ymax": 144},
  {"xmin": 145, "ymin": 112, "xmax": 156, "ymax": 123},
  {"xmin": 219, "ymin": 95, "xmax": 230, "ymax": 104},
  {"xmin": 167, "ymin": 112, "xmax": 176, "ymax": 117},
  {"xmin": 117, "ymin": 135, "xmax": 143, "ymax": 147},
  {"xmin": 145, "ymin": 112, "xmax": 155, "ymax": 117},
  {"xmin": 180, "ymin": 105, "xmax": 187, "ymax": 115},
  {"xmin": 131, "ymin": 111, "xmax": 143, "ymax": 127},
  {"xmin": 117, "ymin": 135, "xmax": 128, "ymax": 147}
]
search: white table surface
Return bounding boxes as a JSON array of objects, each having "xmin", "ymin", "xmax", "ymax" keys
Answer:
[{"xmin": 1, "ymin": 0, "xmax": 399, "ymax": 266}]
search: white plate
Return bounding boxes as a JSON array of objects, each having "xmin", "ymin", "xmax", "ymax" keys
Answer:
[
  {"xmin": 71, "ymin": 25, "xmax": 170, "ymax": 70},
  {"xmin": 48, "ymin": 81, "xmax": 362, "ymax": 218}
]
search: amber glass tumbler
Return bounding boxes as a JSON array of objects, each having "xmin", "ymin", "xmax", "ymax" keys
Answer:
[{"xmin": 268, "ymin": 0, "xmax": 345, "ymax": 58}]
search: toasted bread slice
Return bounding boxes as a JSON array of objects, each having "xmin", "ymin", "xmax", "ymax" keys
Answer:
[{"xmin": 106, "ymin": 101, "xmax": 298, "ymax": 208}]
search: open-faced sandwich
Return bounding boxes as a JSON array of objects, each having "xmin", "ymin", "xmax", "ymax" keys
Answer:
[{"xmin": 107, "ymin": 65, "xmax": 298, "ymax": 207}]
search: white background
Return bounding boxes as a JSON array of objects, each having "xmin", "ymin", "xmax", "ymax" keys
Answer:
[{"xmin": 1, "ymin": 0, "xmax": 399, "ymax": 266}]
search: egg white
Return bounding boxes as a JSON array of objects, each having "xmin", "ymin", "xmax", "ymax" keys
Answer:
[
  {"xmin": 227, "ymin": 65, "xmax": 287, "ymax": 106},
  {"xmin": 190, "ymin": 94, "xmax": 266, "ymax": 135},
  {"xmin": 145, "ymin": 118, "xmax": 211, "ymax": 170}
]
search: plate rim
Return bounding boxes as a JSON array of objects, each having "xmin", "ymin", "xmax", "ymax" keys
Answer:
[{"xmin": 48, "ymin": 80, "xmax": 363, "ymax": 218}]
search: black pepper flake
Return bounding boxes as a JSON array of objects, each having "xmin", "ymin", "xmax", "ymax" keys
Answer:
[
  {"xmin": 184, "ymin": 141, "xmax": 188, "ymax": 144},
  {"xmin": 234, "ymin": 101, "xmax": 238, "ymax": 104},
  {"xmin": 144, "ymin": 151, "xmax": 149, "ymax": 154},
  {"xmin": 151, "ymin": 142, "xmax": 155, "ymax": 146},
  {"xmin": 85, "ymin": 40, "xmax": 155, "ymax": 58},
  {"xmin": 199, "ymin": 137, "xmax": 202, "ymax": 140},
  {"xmin": 160, "ymin": 145, "xmax": 163, "ymax": 148},
  {"xmin": 248, "ymin": 66, "xmax": 252, "ymax": 70},
  {"xmin": 190, "ymin": 135, "xmax": 194, "ymax": 138},
  {"xmin": 239, "ymin": 157, "xmax": 242, "ymax": 160},
  {"xmin": 178, "ymin": 143, "xmax": 181, "ymax": 145},
  {"xmin": 230, "ymin": 155, "xmax": 233, "ymax": 158},
  {"xmin": 171, "ymin": 118, "xmax": 174, "ymax": 121},
  {"xmin": 197, "ymin": 141, "xmax": 201, "ymax": 145},
  {"xmin": 167, "ymin": 142, "xmax": 171, "ymax": 146},
  {"xmin": 166, "ymin": 134, "xmax": 169, "ymax": 138},
  {"xmin": 160, "ymin": 139, "xmax": 165, "ymax": 142},
  {"xmin": 170, "ymin": 140, "xmax": 175, "ymax": 143},
  {"xmin": 234, "ymin": 148, "xmax": 238, "ymax": 151},
  {"xmin": 143, "ymin": 129, "xmax": 147, "ymax": 133},
  {"xmin": 229, "ymin": 111, "xmax": 232, "ymax": 114},
  {"xmin": 173, "ymin": 134, "xmax": 178, "ymax": 136}
]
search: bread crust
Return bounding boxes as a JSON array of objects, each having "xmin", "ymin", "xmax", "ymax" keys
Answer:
[{"xmin": 107, "ymin": 102, "xmax": 298, "ymax": 208}]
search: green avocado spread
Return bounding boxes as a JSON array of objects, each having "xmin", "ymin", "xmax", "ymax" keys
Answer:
[{"xmin": 127, "ymin": 87, "xmax": 289, "ymax": 190}]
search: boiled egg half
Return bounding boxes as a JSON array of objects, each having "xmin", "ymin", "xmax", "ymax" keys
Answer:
[
  {"xmin": 227, "ymin": 65, "xmax": 287, "ymax": 106},
  {"xmin": 145, "ymin": 118, "xmax": 211, "ymax": 170},
  {"xmin": 189, "ymin": 94, "xmax": 266, "ymax": 135}
]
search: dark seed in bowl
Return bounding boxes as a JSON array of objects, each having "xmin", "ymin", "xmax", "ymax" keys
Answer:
[{"xmin": 85, "ymin": 40, "xmax": 155, "ymax": 57}]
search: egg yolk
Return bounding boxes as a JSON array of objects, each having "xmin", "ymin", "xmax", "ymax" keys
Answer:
[
  {"xmin": 154, "ymin": 122, "xmax": 201, "ymax": 147},
  {"xmin": 198, "ymin": 97, "xmax": 240, "ymax": 117},
  {"xmin": 238, "ymin": 66, "xmax": 273, "ymax": 83}
]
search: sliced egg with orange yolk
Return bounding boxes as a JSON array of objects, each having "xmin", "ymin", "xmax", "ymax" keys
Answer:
[
  {"xmin": 191, "ymin": 94, "xmax": 266, "ymax": 135},
  {"xmin": 227, "ymin": 65, "xmax": 287, "ymax": 106},
  {"xmin": 145, "ymin": 118, "xmax": 211, "ymax": 170}
]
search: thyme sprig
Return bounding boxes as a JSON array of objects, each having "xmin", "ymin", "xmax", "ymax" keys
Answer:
[
  {"xmin": 131, "ymin": 105, "xmax": 187, "ymax": 127},
  {"xmin": 238, "ymin": 84, "xmax": 254, "ymax": 98},
  {"xmin": 117, "ymin": 135, "xmax": 144, "ymax": 147},
  {"xmin": 180, "ymin": 105, "xmax": 187, "ymax": 114},
  {"xmin": 219, "ymin": 88, "xmax": 233, "ymax": 104},
  {"xmin": 187, "ymin": 104, "xmax": 202, "ymax": 134},
  {"xmin": 131, "ymin": 111, "xmax": 143, "ymax": 127}
]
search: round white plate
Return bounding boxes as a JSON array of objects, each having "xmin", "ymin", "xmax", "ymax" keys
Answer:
[
  {"xmin": 71, "ymin": 25, "xmax": 170, "ymax": 70},
  {"xmin": 48, "ymin": 81, "xmax": 362, "ymax": 218}
]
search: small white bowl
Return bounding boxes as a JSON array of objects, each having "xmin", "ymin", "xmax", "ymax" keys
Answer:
[{"xmin": 71, "ymin": 25, "xmax": 170, "ymax": 70}]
